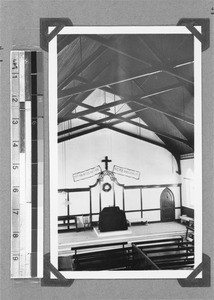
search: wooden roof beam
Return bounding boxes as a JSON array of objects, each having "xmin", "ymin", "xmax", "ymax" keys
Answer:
[
  {"xmin": 58, "ymin": 107, "xmax": 147, "ymax": 136},
  {"xmin": 58, "ymin": 62, "xmax": 117, "ymax": 118},
  {"xmin": 58, "ymin": 62, "xmax": 184, "ymax": 99},
  {"xmin": 58, "ymin": 121, "xmax": 166, "ymax": 150},
  {"xmin": 133, "ymin": 98, "xmax": 194, "ymax": 125},
  {"xmin": 58, "ymin": 126, "xmax": 102, "ymax": 143},
  {"xmin": 58, "ymin": 98, "xmax": 129, "ymax": 123},
  {"xmin": 103, "ymin": 84, "xmax": 194, "ymax": 125},
  {"xmin": 103, "ymin": 110, "xmax": 191, "ymax": 147},
  {"xmin": 164, "ymin": 115, "xmax": 194, "ymax": 149},
  {"xmin": 58, "ymin": 83, "xmax": 193, "ymax": 125},
  {"xmin": 58, "ymin": 35, "xmax": 119, "ymax": 91},
  {"xmin": 57, "ymin": 35, "xmax": 79, "ymax": 54},
  {"xmin": 58, "ymin": 90, "xmax": 93, "ymax": 116},
  {"xmin": 59, "ymin": 100, "xmax": 191, "ymax": 147},
  {"xmin": 138, "ymin": 36, "xmax": 194, "ymax": 87},
  {"xmin": 104, "ymin": 124, "xmax": 183, "ymax": 173},
  {"xmin": 86, "ymin": 35, "xmax": 155, "ymax": 67},
  {"xmin": 58, "ymin": 115, "xmax": 181, "ymax": 171}
]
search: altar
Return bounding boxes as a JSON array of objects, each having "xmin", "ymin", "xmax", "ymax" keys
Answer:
[{"xmin": 99, "ymin": 206, "xmax": 128, "ymax": 232}]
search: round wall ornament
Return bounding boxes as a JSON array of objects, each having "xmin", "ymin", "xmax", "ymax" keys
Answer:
[{"xmin": 102, "ymin": 182, "xmax": 112, "ymax": 192}]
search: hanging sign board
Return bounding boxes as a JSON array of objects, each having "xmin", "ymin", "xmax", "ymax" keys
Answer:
[
  {"xmin": 73, "ymin": 165, "xmax": 101, "ymax": 182},
  {"xmin": 113, "ymin": 165, "xmax": 140, "ymax": 180}
]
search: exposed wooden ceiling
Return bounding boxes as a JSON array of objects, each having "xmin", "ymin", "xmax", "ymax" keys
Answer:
[{"xmin": 57, "ymin": 33, "xmax": 194, "ymax": 169}]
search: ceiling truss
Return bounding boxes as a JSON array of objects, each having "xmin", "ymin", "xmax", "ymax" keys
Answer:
[{"xmin": 57, "ymin": 33, "xmax": 195, "ymax": 165}]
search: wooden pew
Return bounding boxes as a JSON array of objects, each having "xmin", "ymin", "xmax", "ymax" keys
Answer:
[
  {"xmin": 69, "ymin": 237, "xmax": 194, "ymax": 271},
  {"xmin": 132, "ymin": 244, "xmax": 160, "ymax": 270},
  {"xmin": 133, "ymin": 236, "xmax": 184, "ymax": 246},
  {"xmin": 71, "ymin": 241, "xmax": 132, "ymax": 271},
  {"xmin": 132, "ymin": 237, "xmax": 194, "ymax": 270}
]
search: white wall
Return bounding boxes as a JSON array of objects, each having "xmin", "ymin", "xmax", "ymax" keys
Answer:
[
  {"xmin": 58, "ymin": 129, "xmax": 182, "ymax": 219},
  {"xmin": 181, "ymin": 158, "xmax": 194, "ymax": 208}
]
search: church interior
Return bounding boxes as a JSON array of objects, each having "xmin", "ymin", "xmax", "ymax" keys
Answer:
[{"xmin": 56, "ymin": 32, "xmax": 195, "ymax": 271}]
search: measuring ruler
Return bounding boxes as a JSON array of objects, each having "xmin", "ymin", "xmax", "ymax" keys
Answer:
[{"xmin": 11, "ymin": 51, "xmax": 43, "ymax": 278}]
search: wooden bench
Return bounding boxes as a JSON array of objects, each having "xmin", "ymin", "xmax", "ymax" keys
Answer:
[
  {"xmin": 70, "ymin": 237, "xmax": 194, "ymax": 271},
  {"xmin": 132, "ymin": 237, "xmax": 194, "ymax": 270},
  {"xmin": 71, "ymin": 242, "xmax": 132, "ymax": 271},
  {"xmin": 133, "ymin": 236, "xmax": 184, "ymax": 246},
  {"xmin": 132, "ymin": 244, "xmax": 160, "ymax": 270}
]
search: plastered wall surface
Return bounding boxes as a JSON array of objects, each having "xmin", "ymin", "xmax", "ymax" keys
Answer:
[
  {"xmin": 58, "ymin": 130, "xmax": 181, "ymax": 220},
  {"xmin": 1, "ymin": 1, "xmax": 214, "ymax": 299}
]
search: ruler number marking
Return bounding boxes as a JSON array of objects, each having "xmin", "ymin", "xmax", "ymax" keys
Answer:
[
  {"xmin": 12, "ymin": 96, "xmax": 19, "ymax": 103},
  {"xmin": 13, "ymin": 233, "xmax": 19, "ymax": 238},
  {"xmin": 12, "ymin": 58, "xmax": 18, "ymax": 70},
  {"xmin": 12, "ymin": 119, "xmax": 19, "ymax": 125}
]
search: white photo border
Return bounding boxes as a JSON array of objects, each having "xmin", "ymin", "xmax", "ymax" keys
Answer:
[{"xmin": 49, "ymin": 26, "xmax": 202, "ymax": 279}]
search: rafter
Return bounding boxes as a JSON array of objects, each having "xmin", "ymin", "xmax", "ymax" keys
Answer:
[
  {"xmin": 58, "ymin": 68, "xmax": 153, "ymax": 99},
  {"xmin": 58, "ymin": 82, "xmax": 181, "ymax": 122},
  {"xmin": 110, "ymin": 62, "xmax": 194, "ymax": 127},
  {"xmin": 119, "ymin": 64, "xmax": 194, "ymax": 151},
  {"xmin": 58, "ymin": 62, "xmax": 118, "ymax": 119},
  {"xmin": 59, "ymin": 98, "xmax": 192, "ymax": 147},
  {"xmin": 58, "ymin": 98, "xmax": 129, "ymax": 123},
  {"xmin": 109, "ymin": 77, "xmax": 193, "ymax": 126},
  {"xmin": 58, "ymin": 57, "xmax": 193, "ymax": 99},
  {"xmin": 124, "ymin": 67, "xmax": 193, "ymax": 148},
  {"xmin": 165, "ymin": 115, "xmax": 194, "ymax": 148},
  {"xmin": 138, "ymin": 87, "xmax": 194, "ymax": 148},
  {"xmin": 58, "ymin": 35, "xmax": 119, "ymax": 91},
  {"xmin": 57, "ymin": 35, "xmax": 79, "ymax": 53},
  {"xmin": 134, "ymin": 98, "xmax": 193, "ymax": 125},
  {"xmin": 58, "ymin": 126, "xmax": 102, "ymax": 143},
  {"xmin": 58, "ymin": 107, "xmax": 148, "ymax": 136},
  {"xmin": 59, "ymin": 90, "xmax": 93, "ymax": 113},
  {"xmin": 104, "ymin": 83, "xmax": 194, "ymax": 125},
  {"xmin": 58, "ymin": 121, "xmax": 166, "ymax": 150},
  {"xmin": 102, "ymin": 110, "xmax": 191, "ymax": 147},
  {"xmin": 57, "ymin": 67, "xmax": 162, "ymax": 99},
  {"xmin": 58, "ymin": 113, "xmax": 182, "ymax": 172},
  {"xmin": 138, "ymin": 36, "xmax": 194, "ymax": 89},
  {"xmin": 58, "ymin": 84, "xmax": 193, "ymax": 126},
  {"xmin": 86, "ymin": 35, "xmax": 155, "ymax": 67},
  {"xmin": 58, "ymin": 121, "xmax": 181, "ymax": 173}
]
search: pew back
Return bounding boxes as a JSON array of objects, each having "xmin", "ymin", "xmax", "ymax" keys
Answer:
[{"xmin": 132, "ymin": 236, "xmax": 194, "ymax": 270}]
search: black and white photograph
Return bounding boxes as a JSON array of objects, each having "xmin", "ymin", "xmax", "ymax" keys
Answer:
[{"xmin": 49, "ymin": 26, "xmax": 202, "ymax": 278}]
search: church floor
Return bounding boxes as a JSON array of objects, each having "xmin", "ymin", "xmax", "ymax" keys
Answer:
[{"xmin": 58, "ymin": 221, "xmax": 186, "ymax": 256}]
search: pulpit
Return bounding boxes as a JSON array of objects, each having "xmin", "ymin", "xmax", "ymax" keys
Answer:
[{"xmin": 99, "ymin": 206, "xmax": 128, "ymax": 232}]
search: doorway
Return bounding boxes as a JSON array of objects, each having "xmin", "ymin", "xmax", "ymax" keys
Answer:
[{"xmin": 160, "ymin": 188, "xmax": 175, "ymax": 222}]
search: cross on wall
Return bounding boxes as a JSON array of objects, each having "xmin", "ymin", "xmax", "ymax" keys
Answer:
[{"xmin": 101, "ymin": 156, "xmax": 112, "ymax": 170}]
